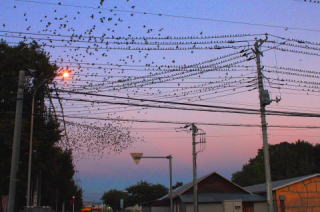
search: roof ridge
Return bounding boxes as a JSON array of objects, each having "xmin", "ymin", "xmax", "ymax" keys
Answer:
[
  {"xmin": 158, "ymin": 171, "xmax": 218, "ymax": 200},
  {"xmin": 159, "ymin": 171, "xmax": 252, "ymax": 200}
]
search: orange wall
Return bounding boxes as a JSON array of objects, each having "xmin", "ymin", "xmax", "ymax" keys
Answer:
[{"xmin": 274, "ymin": 176, "xmax": 320, "ymax": 212}]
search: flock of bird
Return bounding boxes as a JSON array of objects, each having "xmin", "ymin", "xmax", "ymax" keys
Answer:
[{"xmin": 2, "ymin": 0, "xmax": 320, "ymax": 158}]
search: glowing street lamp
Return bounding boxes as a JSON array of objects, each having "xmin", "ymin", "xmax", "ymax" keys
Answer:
[
  {"xmin": 62, "ymin": 71, "xmax": 70, "ymax": 79},
  {"xmin": 58, "ymin": 67, "xmax": 72, "ymax": 80}
]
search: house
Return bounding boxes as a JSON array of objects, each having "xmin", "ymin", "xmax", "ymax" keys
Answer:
[
  {"xmin": 144, "ymin": 172, "xmax": 267, "ymax": 212},
  {"xmin": 245, "ymin": 173, "xmax": 320, "ymax": 212}
]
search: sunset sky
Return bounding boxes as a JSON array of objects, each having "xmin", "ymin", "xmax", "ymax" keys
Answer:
[{"xmin": 1, "ymin": 0, "xmax": 320, "ymax": 202}]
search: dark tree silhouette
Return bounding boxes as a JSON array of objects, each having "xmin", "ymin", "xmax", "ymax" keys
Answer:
[
  {"xmin": 232, "ymin": 140, "xmax": 320, "ymax": 186},
  {"xmin": 101, "ymin": 181, "xmax": 168, "ymax": 211},
  {"xmin": 172, "ymin": 182, "xmax": 183, "ymax": 189},
  {"xmin": 0, "ymin": 41, "xmax": 82, "ymax": 211},
  {"xmin": 126, "ymin": 181, "xmax": 168, "ymax": 206},
  {"xmin": 101, "ymin": 189, "xmax": 129, "ymax": 212}
]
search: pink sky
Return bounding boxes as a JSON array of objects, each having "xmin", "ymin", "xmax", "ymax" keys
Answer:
[{"xmin": 2, "ymin": 0, "xmax": 320, "ymax": 202}]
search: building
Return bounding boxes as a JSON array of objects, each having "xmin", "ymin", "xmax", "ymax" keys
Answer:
[
  {"xmin": 81, "ymin": 201, "xmax": 109, "ymax": 211},
  {"xmin": 245, "ymin": 173, "xmax": 320, "ymax": 212},
  {"xmin": 144, "ymin": 172, "xmax": 267, "ymax": 212}
]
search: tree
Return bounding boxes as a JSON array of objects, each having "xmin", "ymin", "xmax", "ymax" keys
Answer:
[
  {"xmin": 101, "ymin": 189, "xmax": 129, "ymax": 212},
  {"xmin": 0, "ymin": 41, "xmax": 82, "ymax": 211},
  {"xmin": 126, "ymin": 181, "xmax": 168, "ymax": 206},
  {"xmin": 172, "ymin": 182, "xmax": 183, "ymax": 189},
  {"xmin": 232, "ymin": 140, "xmax": 320, "ymax": 186},
  {"xmin": 101, "ymin": 181, "xmax": 169, "ymax": 210}
]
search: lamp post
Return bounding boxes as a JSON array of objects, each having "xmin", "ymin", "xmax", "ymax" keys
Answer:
[
  {"xmin": 130, "ymin": 153, "xmax": 173, "ymax": 212},
  {"xmin": 26, "ymin": 78, "xmax": 49, "ymax": 208},
  {"xmin": 26, "ymin": 69, "xmax": 70, "ymax": 207}
]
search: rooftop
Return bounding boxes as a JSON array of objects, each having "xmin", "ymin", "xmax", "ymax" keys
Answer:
[
  {"xmin": 180, "ymin": 192, "xmax": 265, "ymax": 203},
  {"xmin": 244, "ymin": 173, "xmax": 320, "ymax": 193}
]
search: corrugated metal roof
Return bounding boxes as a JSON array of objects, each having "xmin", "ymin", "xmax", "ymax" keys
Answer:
[
  {"xmin": 244, "ymin": 173, "xmax": 320, "ymax": 193},
  {"xmin": 180, "ymin": 193, "xmax": 265, "ymax": 203}
]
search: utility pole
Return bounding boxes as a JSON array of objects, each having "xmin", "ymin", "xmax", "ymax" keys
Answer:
[
  {"xmin": 168, "ymin": 155, "xmax": 173, "ymax": 212},
  {"xmin": 191, "ymin": 123, "xmax": 198, "ymax": 212},
  {"xmin": 254, "ymin": 40, "xmax": 274, "ymax": 212},
  {"xmin": 7, "ymin": 70, "xmax": 25, "ymax": 212}
]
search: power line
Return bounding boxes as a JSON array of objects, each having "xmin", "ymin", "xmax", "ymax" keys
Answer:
[
  {"xmin": 291, "ymin": 0, "xmax": 320, "ymax": 4},
  {"xmin": 52, "ymin": 96, "xmax": 261, "ymax": 115},
  {"xmin": 264, "ymin": 45, "xmax": 320, "ymax": 56},
  {"xmin": 55, "ymin": 89, "xmax": 261, "ymax": 113},
  {"xmin": 61, "ymin": 89, "xmax": 256, "ymax": 115},
  {"xmin": 0, "ymin": 33, "xmax": 255, "ymax": 46},
  {"xmin": 57, "ymin": 75, "xmax": 257, "ymax": 115},
  {"xmin": 57, "ymin": 116, "xmax": 320, "ymax": 129},
  {"xmin": 15, "ymin": 0, "xmax": 320, "ymax": 33},
  {"xmin": 4, "ymin": 32, "xmax": 320, "ymax": 54},
  {"xmin": 52, "ymin": 91, "xmax": 320, "ymax": 118},
  {"xmin": 6, "ymin": 41, "xmax": 247, "ymax": 51},
  {"xmin": 0, "ymin": 30, "xmax": 261, "ymax": 41}
]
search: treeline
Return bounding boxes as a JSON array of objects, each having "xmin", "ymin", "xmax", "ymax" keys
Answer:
[
  {"xmin": 0, "ymin": 42, "xmax": 82, "ymax": 211},
  {"xmin": 232, "ymin": 140, "xmax": 320, "ymax": 186},
  {"xmin": 101, "ymin": 181, "xmax": 183, "ymax": 211}
]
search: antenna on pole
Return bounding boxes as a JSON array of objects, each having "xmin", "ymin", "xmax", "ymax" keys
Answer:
[{"xmin": 130, "ymin": 153, "xmax": 143, "ymax": 164}]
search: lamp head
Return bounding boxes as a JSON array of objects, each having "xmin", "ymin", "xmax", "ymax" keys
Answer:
[
  {"xmin": 130, "ymin": 153, "xmax": 143, "ymax": 164},
  {"xmin": 62, "ymin": 71, "xmax": 70, "ymax": 79}
]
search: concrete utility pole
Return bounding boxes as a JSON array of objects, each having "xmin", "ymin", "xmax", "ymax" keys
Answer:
[
  {"xmin": 7, "ymin": 70, "xmax": 25, "ymax": 212},
  {"xmin": 191, "ymin": 123, "xmax": 198, "ymax": 212},
  {"xmin": 168, "ymin": 155, "xmax": 173, "ymax": 212},
  {"xmin": 254, "ymin": 40, "xmax": 274, "ymax": 212}
]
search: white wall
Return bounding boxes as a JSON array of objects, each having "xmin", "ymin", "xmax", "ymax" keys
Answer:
[
  {"xmin": 253, "ymin": 202, "xmax": 268, "ymax": 212},
  {"xmin": 185, "ymin": 203, "xmax": 223, "ymax": 212},
  {"xmin": 223, "ymin": 200, "xmax": 242, "ymax": 212},
  {"xmin": 151, "ymin": 202, "xmax": 266, "ymax": 212}
]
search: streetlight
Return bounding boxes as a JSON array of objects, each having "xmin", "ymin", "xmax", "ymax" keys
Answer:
[
  {"xmin": 26, "ymin": 68, "xmax": 71, "ymax": 208},
  {"xmin": 130, "ymin": 153, "xmax": 173, "ymax": 212},
  {"xmin": 62, "ymin": 71, "xmax": 70, "ymax": 79}
]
